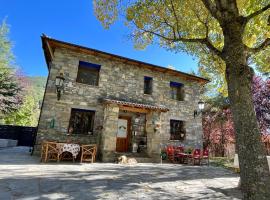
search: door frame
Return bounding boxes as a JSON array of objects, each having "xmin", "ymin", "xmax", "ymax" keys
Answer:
[{"xmin": 116, "ymin": 116, "xmax": 131, "ymax": 152}]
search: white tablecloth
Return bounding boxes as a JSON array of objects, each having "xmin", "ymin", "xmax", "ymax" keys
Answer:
[
  {"xmin": 234, "ymin": 154, "xmax": 270, "ymax": 171},
  {"xmin": 57, "ymin": 143, "xmax": 80, "ymax": 158}
]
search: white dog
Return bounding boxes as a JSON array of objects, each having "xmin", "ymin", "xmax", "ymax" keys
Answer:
[{"xmin": 118, "ymin": 155, "xmax": 138, "ymax": 164}]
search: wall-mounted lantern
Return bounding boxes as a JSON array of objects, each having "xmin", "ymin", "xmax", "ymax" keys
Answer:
[
  {"xmin": 194, "ymin": 100, "xmax": 205, "ymax": 118},
  {"xmin": 55, "ymin": 73, "xmax": 65, "ymax": 100}
]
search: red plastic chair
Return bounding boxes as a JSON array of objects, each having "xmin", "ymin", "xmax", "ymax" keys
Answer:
[
  {"xmin": 192, "ymin": 149, "xmax": 201, "ymax": 165},
  {"xmin": 166, "ymin": 145, "xmax": 175, "ymax": 163},
  {"xmin": 201, "ymin": 148, "xmax": 209, "ymax": 166}
]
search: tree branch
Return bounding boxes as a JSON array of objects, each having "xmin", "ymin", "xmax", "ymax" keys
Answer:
[
  {"xmin": 244, "ymin": 3, "xmax": 270, "ymax": 22},
  {"xmin": 203, "ymin": 38, "xmax": 223, "ymax": 57},
  {"xmin": 190, "ymin": 8, "xmax": 222, "ymax": 57},
  {"xmin": 201, "ymin": 0, "xmax": 221, "ymax": 21},
  {"xmin": 140, "ymin": 28, "xmax": 222, "ymax": 57},
  {"xmin": 249, "ymin": 38, "xmax": 270, "ymax": 54},
  {"xmin": 169, "ymin": 0, "xmax": 181, "ymax": 38}
]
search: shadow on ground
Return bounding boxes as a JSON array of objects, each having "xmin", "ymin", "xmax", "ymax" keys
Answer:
[{"xmin": 0, "ymin": 147, "xmax": 242, "ymax": 200}]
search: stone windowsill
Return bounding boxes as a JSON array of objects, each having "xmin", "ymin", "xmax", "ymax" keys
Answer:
[
  {"xmin": 166, "ymin": 97, "xmax": 186, "ymax": 103},
  {"xmin": 168, "ymin": 140, "xmax": 185, "ymax": 142},
  {"xmin": 66, "ymin": 134, "xmax": 96, "ymax": 137},
  {"xmin": 143, "ymin": 93, "xmax": 153, "ymax": 96},
  {"xmin": 74, "ymin": 82, "xmax": 100, "ymax": 89}
]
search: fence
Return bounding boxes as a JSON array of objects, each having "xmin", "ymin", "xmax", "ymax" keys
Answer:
[{"xmin": 0, "ymin": 125, "xmax": 37, "ymax": 147}]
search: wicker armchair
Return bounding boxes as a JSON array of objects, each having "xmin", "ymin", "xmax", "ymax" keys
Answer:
[
  {"xmin": 80, "ymin": 144, "xmax": 97, "ymax": 163},
  {"xmin": 40, "ymin": 141, "xmax": 60, "ymax": 162}
]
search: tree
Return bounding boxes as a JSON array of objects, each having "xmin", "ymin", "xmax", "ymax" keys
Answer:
[
  {"xmin": 202, "ymin": 95, "xmax": 235, "ymax": 156},
  {"xmin": 203, "ymin": 76, "xmax": 270, "ymax": 157},
  {"xmin": 0, "ymin": 20, "xmax": 23, "ymax": 118},
  {"xmin": 203, "ymin": 108, "xmax": 235, "ymax": 156},
  {"xmin": 252, "ymin": 76, "xmax": 270, "ymax": 135},
  {"xmin": 2, "ymin": 73, "xmax": 46, "ymax": 126},
  {"xmin": 3, "ymin": 74, "xmax": 40, "ymax": 127},
  {"xmin": 4, "ymin": 92, "xmax": 38, "ymax": 126},
  {"xmin": 94, "ymin": 1, "xmax": 270, "ymax": 198}
]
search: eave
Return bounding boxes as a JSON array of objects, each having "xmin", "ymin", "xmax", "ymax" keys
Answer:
[{"xmin": 41, "ymin": 34, "xmax": 210, "ymax": 85}]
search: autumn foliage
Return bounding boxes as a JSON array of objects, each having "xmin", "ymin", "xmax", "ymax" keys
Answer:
[{"xmin": 203, "ymin": 76, "xmax": 270, "ymax": 156}]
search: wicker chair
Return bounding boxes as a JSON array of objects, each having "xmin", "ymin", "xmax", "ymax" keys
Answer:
[
  {"xmin": 40, "ymin": 141, "xmax": 60, "ymax": 162},
  {"xmin": 80, "ymin": 144, "xmax": 97, "ymax": 163},
  {"xmin": 40, "ymin": 141, "xmax": 47, "ymax": 162}
]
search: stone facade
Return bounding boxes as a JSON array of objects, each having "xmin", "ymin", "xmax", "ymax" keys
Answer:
[{"xmin": 36, "ymin": 38, "xmax": 207, "ymax": 162}]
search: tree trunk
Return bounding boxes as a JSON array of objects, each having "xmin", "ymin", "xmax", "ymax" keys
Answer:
[{"xmin": 222, "ymin": 21, "xmax": 270, "ymax": 199}]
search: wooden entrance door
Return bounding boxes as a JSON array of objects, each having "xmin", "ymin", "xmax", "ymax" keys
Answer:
[{"xmin": 116, "ymin": 116, "xmax": 131, "ymax": 152}]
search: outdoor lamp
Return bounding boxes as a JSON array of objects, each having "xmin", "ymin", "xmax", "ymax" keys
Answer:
[
  {"xmin": 194, "ymin": 100, "xmax": 205, "ymax": 118},
  {"xmin": 55, "ymin": 73, "xmax": 65, "ymax": 100},
  {"xmin": 198, "ymin": 100, "xmax": 205, "ymax": 110}
]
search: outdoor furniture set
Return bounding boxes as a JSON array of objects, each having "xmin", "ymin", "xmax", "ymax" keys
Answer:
[
  {"xmin": 163, "ymin": 145, "xmax": 209, "ymax": 165},
  {"xmin": 40, "ymin": 141, "xmax": 97, "ymax": 163}
]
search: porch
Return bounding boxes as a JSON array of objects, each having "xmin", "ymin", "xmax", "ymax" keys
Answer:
[{"xmin": 100, "ymin": 99, "xmax": 169, "ymax": 162}]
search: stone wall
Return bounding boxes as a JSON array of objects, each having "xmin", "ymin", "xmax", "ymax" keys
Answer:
[
  {"xmin": 101, "ymin": 104, "xmax": 119, "ymax": 162},
  {"xmin": 36, "ymin": 47, "xmax": 204, "ymax": 160},
  {"xmin": 146, "ymin": 111, "xmax": 162, "ymax": 161}
]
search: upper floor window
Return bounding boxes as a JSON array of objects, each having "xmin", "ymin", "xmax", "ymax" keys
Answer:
[
  {"xmin": 68, "ymin": 108, "xmax": 95, "ymax": 135},
  {"xmin": 76, "ymin": 61, "xmax": 101, "ymax": 86},
  {"xmin": 144, "ymin": 76, "xmax": 153, "ymax": 94},
  {"xmin": 170, "ymin": 81, "xmax": 184, "ymax": 101},
  {"xmin": 170, "ymin": 120, "xmax": 186, "ymax": 140}
]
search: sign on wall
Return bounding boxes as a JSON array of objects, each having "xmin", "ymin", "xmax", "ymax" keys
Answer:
[{"xmin": 117, "ymin": 119, "xmax": 128, "ymax": 138}]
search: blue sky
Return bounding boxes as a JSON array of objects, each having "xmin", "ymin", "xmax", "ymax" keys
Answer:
[{"xmin": 1, "ymin": 0, "xmax": 198, "ymax": 77}]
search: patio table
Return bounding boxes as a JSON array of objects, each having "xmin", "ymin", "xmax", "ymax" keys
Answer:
[
  {"xmin": 57, "ymin": 143, "xmax": 80, "ymax": 161},
  {"xmin": 175, "ymin": 152, "xmax": 192, "ymax": 164}
]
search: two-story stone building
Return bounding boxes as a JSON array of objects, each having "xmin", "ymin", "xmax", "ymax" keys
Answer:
[{"xmin": 36, "ymin": 35, "xmax": 209, "ymax": 162}]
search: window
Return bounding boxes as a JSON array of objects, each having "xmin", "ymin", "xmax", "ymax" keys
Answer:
[
  {"xmin": 68, "ymin": 108, "xmax": 95, "ymax": 135},
  {"xmin": 144, "ymin": 76, "xmax": 153, "ymax": 94},
  {"xmin": 170, "ymin": 120, "xmax": 186, "ymax": 140},
  {"xmin": 170, "ymin": 82, "xmax": 184, "ymax": 101},
  {"xmin": 76, "ymin": 61, "xmax": 100, "ymax": 86}
]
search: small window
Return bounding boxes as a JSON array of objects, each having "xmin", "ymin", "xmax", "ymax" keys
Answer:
[
  {"xmin": 170, "ymin": 82, "xmax": 184, "ymax": 101},
  {"xmin": 144, "ymin": 76, "xmax": 153, "ymax": 94},
  {"xmin": 170, "ymin": 120, "xmax": 186, "ymax": 140},
  {"xmin": 76, "ymin": 61, "xmax": 100, "ymax": 86},
  {"xmin": 68, "ymin": 108, "xmax": 95, "ymax": 135}
]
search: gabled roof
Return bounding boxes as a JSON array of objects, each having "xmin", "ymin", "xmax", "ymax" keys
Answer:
[{"xmin": 41, "ymin": 35, "xmax": 209, "ymax": 84}]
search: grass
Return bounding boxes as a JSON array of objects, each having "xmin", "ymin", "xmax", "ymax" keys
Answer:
[{"xmin": 210, "ymin": 157, "xmax": 237, "ymax": 172}]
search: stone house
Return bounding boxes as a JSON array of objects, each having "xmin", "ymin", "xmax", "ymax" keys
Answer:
[{"xmin": 36, "ymin": 35, "xmax": 209, "ymax": 162}]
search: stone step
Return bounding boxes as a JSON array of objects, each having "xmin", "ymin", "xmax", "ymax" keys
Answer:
[{"xmin": 0, "ymin": 139, "xmax": 18, "ymax": 148}]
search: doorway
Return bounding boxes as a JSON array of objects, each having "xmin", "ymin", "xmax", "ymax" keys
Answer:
[{"xmin": 116, "ymin": 116, "xmax": 131, "ymax": 152}]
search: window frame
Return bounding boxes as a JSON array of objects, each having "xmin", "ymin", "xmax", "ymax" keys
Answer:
[
  {"xmin": 170, "ymin": 119, "xmax": 186, "ymax": 141},
  {"xmin": 170, "ymin": 81, "xmax": 184, "ymax": 101},
  {"xmin": 68, "ymin": 108, "xmax": 95, "ymax": 135},
  {"xmin": 144, "ymin": 76, "xmax": 153, "ymax": 95},
  {"xmin": 76, "ymin": 61, "xmax": 101, "ymax": 86}
]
